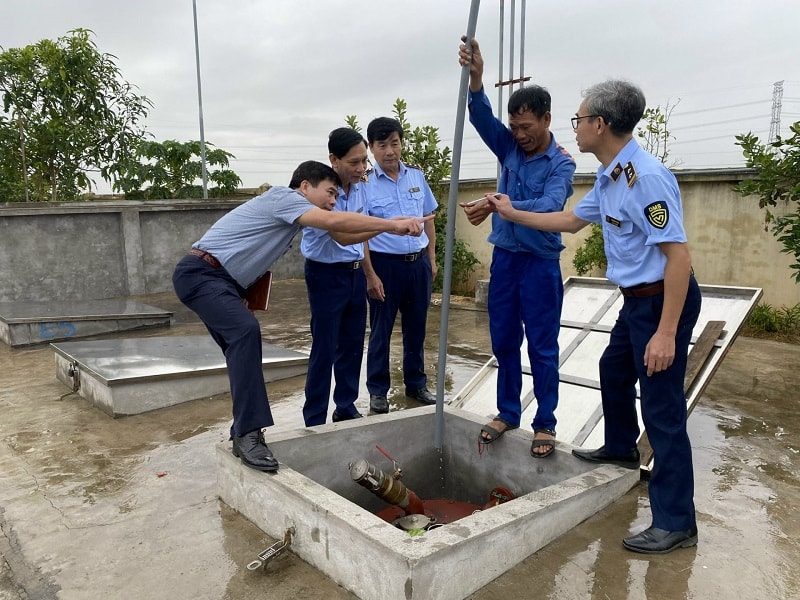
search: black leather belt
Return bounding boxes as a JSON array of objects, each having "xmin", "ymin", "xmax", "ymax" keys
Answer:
[
  {"xmin": 189, "ymin": 248, "xmax": 221, "ymax": 268},
  {"xmin": 619, "ymin": 280, "xmax": 664, "ymax": 298},
  {"xmin": 307, "ymin": 259, "xmax": 362, "ymax": 270},
  {"xmin": 371, "ymin": 250, "xmax": 426, "ymax": 262}
]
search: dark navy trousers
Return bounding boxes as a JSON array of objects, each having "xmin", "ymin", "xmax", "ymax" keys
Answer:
[
  {"xmin": 600, "ymin": 276, "xmax": 701, "ymax": 530},
  {"xmin": 302, "ymin": 260, "xmax": 367, "ymax": 426},
  {"xmin": 172, "ymin": 255, "xmax": 273, "ymax": 437},
  {"xmin": 488, "ymin": 247, "xmax": 563, "ymax": 432},
  {"xmin": 366, "ymin": 252, "xmax": 432, "ymax": 396}
]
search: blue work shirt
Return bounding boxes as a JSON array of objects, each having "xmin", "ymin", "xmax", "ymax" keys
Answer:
[
  {"xmin": 363, "ymin": 162, "xmax": 437, "ymax": 255},
  {"xmin": 301, "ymin": 181, "xmax": 366, "ymax": 262},
  {"xmin": 193, "ymin": 186, "xmax": 314, "ymax": 288},
  {"xmin": 468, "ymin": 86, "xmax": 575, "ymax": 260},
  {"xmin": 574, "ymin": 138, "xmax": 687, "ymax": 287}
]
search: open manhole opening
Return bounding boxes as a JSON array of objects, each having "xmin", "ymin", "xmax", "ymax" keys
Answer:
[{"xmin": 266, "ymin": 408, "xmax": 595, "ymax": 532}]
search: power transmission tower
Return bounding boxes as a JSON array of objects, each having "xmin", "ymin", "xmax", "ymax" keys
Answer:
[{"xmin": 768, "ymin": 80, "xmax": 784, "ymax": 143}]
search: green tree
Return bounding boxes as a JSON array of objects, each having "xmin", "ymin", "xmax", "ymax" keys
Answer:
[
  {"xmin": 572, "ymin": 104, "xmax": 678, "ymax": 275},
  {"xmin": 0, "ymin": 29, "xmax": 151, "ymax": 202},
  {"xmin": 735, "ymin": 122, "xmax": 800, "ymax": 282},
  {"xmin": 346, "ymin": 98, "xmax": 479, "ymax": 292},
  {"xmin": 110, "ymin": 139, "xmax": 242, "ymax": 199}
]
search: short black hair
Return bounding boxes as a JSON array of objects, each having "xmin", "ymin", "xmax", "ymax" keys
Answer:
[
  {"xmin": 288, "ymin": 160, "xmax": 341, "ymax": 189},
  {"xmin": 328, "ymin": 127, "xmax": 367, "ymax": 158},
  {"xmin": 507, "ymin": 85, "xmax": 551, "ymax": 118},
  {"xmin": 582, "ymin": 80, "xmax": 646, "ymax": 135},
  {"xmin": 366, "ymin": 117, "xmax": 404, "ymax": 144}
]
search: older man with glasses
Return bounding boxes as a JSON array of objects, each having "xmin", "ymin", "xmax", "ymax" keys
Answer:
[{"xmin": 489, "ymin": 79, "xmax": 702, "ymax": 555}]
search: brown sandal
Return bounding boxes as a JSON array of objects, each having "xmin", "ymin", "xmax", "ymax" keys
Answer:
[
  {"xmin": 479, "ymin": 417, "xmax": 519, "ymax": 444},
  {"xmin": 531, "ymin": 428, "xmax": 556, "ymax": 458}
]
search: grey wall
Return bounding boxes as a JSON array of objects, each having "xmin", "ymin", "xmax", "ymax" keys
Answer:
[
  {"xmin": 0, "ymin": 200, "xmax": 304, "ymax": 302},
  {"xmin": 2, "ymin": 169, "xmax": 798, "ymax": 307}
]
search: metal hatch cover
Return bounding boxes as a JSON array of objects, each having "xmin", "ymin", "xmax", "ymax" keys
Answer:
[{"xmin": 450, "ymin": 276, "xmax": 762, "ymax": 454}]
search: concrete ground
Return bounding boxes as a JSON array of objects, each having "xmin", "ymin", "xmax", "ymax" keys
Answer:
[{"xmin": 1, "ymin": 279, "xmax": 799, "ymax": 600}]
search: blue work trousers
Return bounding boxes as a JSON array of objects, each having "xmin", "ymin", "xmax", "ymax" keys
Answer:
[
  {"xmin": 302, "ymin": 260, "xmax": 367, "ymax": 426},
  {"xmin": 172, "ymin": 255, "xmax": 273, "ymax": 437},
  {"xmin": 488, "ymin": 247, "xmax": 563, "ymax": 432},
  {"xmin": 599, "ymin": 276, "xmax": 701, "ymax": 530},
  {"xmin": 366, "ymin": 253, "xmax": 432, "ymax": 395}
]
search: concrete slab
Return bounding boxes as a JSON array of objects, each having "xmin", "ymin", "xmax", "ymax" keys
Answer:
[
  {"xmin": 50, "ymin": 335, "xmax": 309, "ymax": 417},
  {"xmin": 0, "ymin": 299, "xmax": 172, "ymax": 347},
  {"xmin": 217, "ymin": 406, "xmax": 639, "ymax": 600}
]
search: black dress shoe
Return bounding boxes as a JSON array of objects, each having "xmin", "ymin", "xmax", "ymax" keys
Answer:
[
  {"xmin": 231, "ymin": 429, "xmax": 278, "ymax": 472},
  {"xmin": 572, "ymin": 445, "xmax": 640, "ymax": 470},
  {"xmin": 332, "ymin": 409, "xmax": 363, "ymax": 422},
  {"xmin": 623, "ymin": 526, "xmax": 698, "ymax": 554},
  {"xmin": 406, "ymin": 387, "xmax": 436, "ymax": 405},
  {"xmin": 369, "ymin": 394, "xmax": 389, "ymax": 414}
]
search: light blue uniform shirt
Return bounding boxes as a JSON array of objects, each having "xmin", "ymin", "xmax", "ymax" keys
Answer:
[
  {"xmin": 363, "ymin": 162, "xmax": 437, "ymax": 254},
  {"xmin": 193, "ymin": 186, "xmax": 315, "ymax": 288},
  {"xmin": 574, "ymin": 139, "xmax": 687, "ymax": 287},
  {"xmin": 300, "ymin": 181, "xmax": 365, "ymax": 262}
]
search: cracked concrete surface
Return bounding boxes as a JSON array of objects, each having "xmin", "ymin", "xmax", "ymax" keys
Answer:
[{"xmin": 1, "ymin": 280, "xmax": 799, "ymax": 599}]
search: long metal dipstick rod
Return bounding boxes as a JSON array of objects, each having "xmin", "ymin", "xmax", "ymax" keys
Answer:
[{"xmin": 434, "ymin": 0, "xmax": 482, "ymax": 450}]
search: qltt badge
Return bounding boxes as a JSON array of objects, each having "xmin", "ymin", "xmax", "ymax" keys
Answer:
[{"xmin": 644, "ymin": 201, "xmax": 669, "ymax": 229}]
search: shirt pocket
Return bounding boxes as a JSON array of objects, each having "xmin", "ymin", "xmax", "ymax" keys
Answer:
[
  {"xmin": 401, "ymin": 190, "xmax": 425, "ymax": 215},
  {"xmin": 523, "ymin": 175, "xmax": 544, "ymax": 201},
  {"xmin": 367, "ymin": 195, "xmax": 395, "ymax": 218},
  {"xmin": 603, "ymin": 219, "xmax": 635, "ymax": 262}
]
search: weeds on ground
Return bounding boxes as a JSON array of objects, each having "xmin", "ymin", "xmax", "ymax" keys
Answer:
[{"xmin": 741, "ymin": 302, "xmax": 800, "ymax": 344}]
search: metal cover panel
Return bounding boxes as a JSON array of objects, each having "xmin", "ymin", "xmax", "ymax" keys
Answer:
[
  {"xmin": 451, "ymin": 277, "xmax": 762, "ymax": 449},
  {"xmin": 50, "ymin": 335, "xmax": 308, "ymax": 386},
  {"xmin": 0, "ymin": 299, "xmax": 171, "ymax": 323}
]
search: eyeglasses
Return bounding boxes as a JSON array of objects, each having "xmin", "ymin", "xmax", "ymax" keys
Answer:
[{"xmin": 571, "ymin": 114, "xmax": 599, "ymax": 129}]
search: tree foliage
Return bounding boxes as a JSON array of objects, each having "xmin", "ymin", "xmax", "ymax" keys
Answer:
[
  {"xmin": 573, "ymin": 104, "xmax": 678, "ymax": 276},
  {"xmin": 0, "ymin": 29, "xmax": 150, "ymax": 202},
  {"xmin": 735, "ymin": 122, "xmax": 800, "ymax": 282},
  {"xmin": 110, "ymin": 139, "xmax": 242, "ymax": 199},
  {"xmin": 346, "ymin": 98, "xmax": 479, "ymax": 292},
  {"xmin": 636, "ymin": 100, "xmax": 681, "ymax": 168}
]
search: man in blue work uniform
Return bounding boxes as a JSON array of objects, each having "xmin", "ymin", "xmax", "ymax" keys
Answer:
[
  {"xmin": 362, "ymin": 117, "xmax": 439, "ymax": 413},
  {"xmin": 301, "ymin": 128, "xmax": 371, "ymax": 426},
  {"xmin": 458, "ymin": 37, "xmax": 575, "ymax": 457},
  {"xmin": 173, "ymin": 161, "xmax": 431, "ymax": 473},
  {"xmin": 489, "ymin": 79, "xmax": 702, "ymax": 554}
]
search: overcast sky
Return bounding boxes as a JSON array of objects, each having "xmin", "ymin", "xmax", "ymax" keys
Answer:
[{"xmin": 3, "ymin": 0, "xmax": 799, "ymax": 193}]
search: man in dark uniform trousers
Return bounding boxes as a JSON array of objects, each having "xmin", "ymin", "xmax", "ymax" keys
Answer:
[
  {"xmin": 301, "ymin": 128, "xmax": 372, "ymax": 426},
  {"xmin": 488, "ymin": 79, "xmax": 702, "ymax": 554},
  {"xmin": 173, "ymin": 161, "xmax": 431, "ymax": 472},
  {"xmin": 361, "ymin": 117, "xmax": 439, "ymax": 413}
]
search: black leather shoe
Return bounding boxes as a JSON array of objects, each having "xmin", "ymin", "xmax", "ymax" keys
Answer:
[
  {"xmin": 332, "ymin": 409, "xmax": 363, "ymax": 423},
  {"xmin": 231, "ymin": 429, "xmax": 278, "ymax": 472},
  {"xmin": 623, "ymin": 526, "xmax": 698, "ymax": 554},
  {"xmin": 406, "ymin": 387, "xmax": 436, "ymax": 405},
  {"xmin": 572, "ymin": 445, "xmax": 640, "ymax": 469},
  {"xmin": 369, "ymin": 394, "xmax": 389, "ymax": 414}
]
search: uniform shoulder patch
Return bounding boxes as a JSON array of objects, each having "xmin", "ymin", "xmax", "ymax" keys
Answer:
[
  {"xmin": 623, "ymin": 161, "xmax": 637, "ymax": 187},
  {"xmin": 644, "ymin": 201, "xmax": 669, "ymax": 229},
  {"xmin": 610, "ymin": 162, "xmax": 623, "ymax": 182}
]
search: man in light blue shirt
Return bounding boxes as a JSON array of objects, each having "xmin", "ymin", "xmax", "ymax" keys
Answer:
[
  {"xmin": 301, "ymin": 128, "xmax": 371, "ymax": 426},
  {"xmin": 173, "ymin": 161, "xmax": 431, "ymax": 473},
  {"xmin": 362, "ymin": 117, "xmax": 439, "ymax": 413},
  {"xmin": 489, "ymin": 80, "xmax": 701, "ymax": 555}
]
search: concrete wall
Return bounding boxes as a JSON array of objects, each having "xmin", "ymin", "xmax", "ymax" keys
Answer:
[
  {"xmin": 454, "ymin": 170, "xmax": 800, "ymax": 309},
  {"xmin": 0, "ymin": 200, "xmax": 304, "ymax": 302},
  {"xmin": 1, "ymin": 169, "xmax": 798, "ymax": 307}
]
